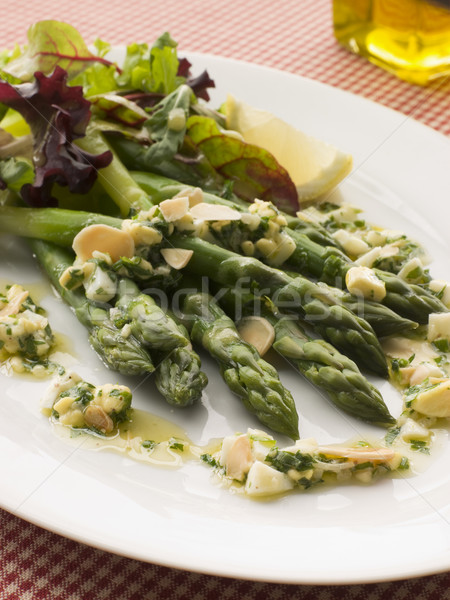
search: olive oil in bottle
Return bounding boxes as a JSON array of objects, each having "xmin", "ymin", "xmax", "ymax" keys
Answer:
[{"xmin": 333, "ymin": 0, "xmax": 450, "ymax": 84}]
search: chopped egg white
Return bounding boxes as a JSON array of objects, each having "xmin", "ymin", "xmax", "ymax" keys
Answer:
[
  {"xmin": 345, "ymin": 265, "xmax": 386, "ymax": 302},
  {"xmin": 364, "ymin": 230, "xmax": 387, "ymax": 247},
  {"xmin": 398, "ymin": 418, "xmax": 431, "ymax": 442},
  {"xmin": 332, "ymin": 229, "xmax": 369, "ymax": 257},
  {"xmin": 40, "ymin": 371, "xmax": 82, "ymax": 410},
  {"xmin": 355, "ymin": 243, "xmax": 399, "ymax": 268},
  {"xmin": 84, "ymin": 264, "xmax": 117, "ymax": 302},
  {"xmin": 245, "ymin": 461, "xmax": 294, "ymax": 496},
  {"xmin": 410, "ymin": 379, "xmax": 450, "ymax": 417},
  {"xmin": 428, "ymin": 313, "xmax": 450, "ymax": 343},
  {"xmin": 397, "ymin": 257, "xmax": 424, "ymax": 282},
  {"xmin": 429, "ymin": 280, "xmax": 450, "ymax": 308},
  {"xmin": 400, "ymin": 362, "xmax": 444, "ymax": 387},
  {"xmin": 122, "ymin": 220, "xmax": 163, "ymax": 247}
]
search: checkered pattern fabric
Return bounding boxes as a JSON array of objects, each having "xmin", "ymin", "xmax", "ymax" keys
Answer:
[{"xmin": 1, "ymin": 1, "xmax": 450, "ymax": 598}]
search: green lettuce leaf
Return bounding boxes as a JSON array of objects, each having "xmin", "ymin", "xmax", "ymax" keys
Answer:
[
  {"xmin": 142, "ymin": 84, "xmax": 192, "ymax": 162},
  {"xmin": 149, "ymin": 32, "xmax": 183, "ymax": 94},
  {"xmin": 117, "ymin": 33, "xmax": 184, "ymax": 95}
]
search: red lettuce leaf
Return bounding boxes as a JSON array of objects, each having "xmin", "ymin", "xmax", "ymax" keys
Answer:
[
  {"xmin": 178, "ymin": 57, "xmax": 215, "ymax": 101},
  {"xmin": 186, "ymin": 115, "xmax": 299, "ymax": 214},
  {"xmin": 0, "ymin": 66, "xmax": 112, "ymax": 207}
]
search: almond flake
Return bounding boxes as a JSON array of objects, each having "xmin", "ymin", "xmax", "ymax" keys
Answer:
[
  {"xmin": 161, "ymin": 248, "xmax": 193, "ymax": 270},
  {"xmin": 189, "ymin": 203, "xmax": 241, "ymax": 221},
  {"xmin": 72, "ymin": 224, "xmax": 135, "ymax": 262},
  {"xmin": 237, "ymin": 316, "xmax": 275, "ymax": 356},
  {"xmin": 159, "ymin": 196, "xmax": 190, "ymax": 222}
]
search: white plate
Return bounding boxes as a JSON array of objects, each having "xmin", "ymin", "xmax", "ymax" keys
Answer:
[{"xmin": 1, "ymin": 52, "xmax": 450, "ymax": 585}]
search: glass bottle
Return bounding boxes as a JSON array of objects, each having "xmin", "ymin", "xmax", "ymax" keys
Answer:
[{"xmin": 333, "ymin": 0, "xmax": 450, "ymax": 84}]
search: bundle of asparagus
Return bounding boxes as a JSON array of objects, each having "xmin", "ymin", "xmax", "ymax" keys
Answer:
[{"xmin": 0, "ymin": 201, "xmax": 398, "ymax": 433}]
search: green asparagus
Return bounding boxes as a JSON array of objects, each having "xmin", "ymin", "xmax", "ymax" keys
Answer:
[
  {"xmin": 113, "ymin": 278, "xmax": 188, "ymax": 353},
  {"xmin": 269, "ymin": 312, "xmax": 395, "ymax": 426},
  {"xmin": 155, "ymin": 344, "xmax": 208, "ymax": 408},
  {"xmin": 181, "ymin": 290, "xmax": 300, "ymax": 439},
  {"xmin": 113, "ymin": 278, "xmax": 208, "ymax": 406}
]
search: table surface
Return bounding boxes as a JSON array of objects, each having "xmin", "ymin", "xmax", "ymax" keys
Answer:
[{"xmin": 1, "ymin": 1, "xmax": 450, "ymax": 598}]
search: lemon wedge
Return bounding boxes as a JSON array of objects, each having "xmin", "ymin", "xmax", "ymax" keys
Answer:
[{"xmin": 225, "ymin": 94, "xmax": 353, "ymax": 202}]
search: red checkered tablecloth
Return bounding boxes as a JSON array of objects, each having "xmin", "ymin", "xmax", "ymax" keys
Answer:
[{"xmin": 1, "ymin": 1, "xmax": 450, "ymax": 599}]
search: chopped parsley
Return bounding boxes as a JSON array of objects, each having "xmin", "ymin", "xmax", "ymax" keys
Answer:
[
  {"xmin": 432, "ymin": 338, "xmax": 450, "ymax": 353},
  {"xmin": 142, "ymin": 440, "xmax": 157, "ymax": 450},
  {"xmin": 385, "ymin": 426, "xmax": 401, "ymax": 445},
  {"xmin": 410, "ymin": 440, "xmax": 430, "ymax": 454},
  {"xmin": 200, "ymin": 453, "xmax": 221, "ymax": 469},
  {"xmin": 266, "ymin": 449, "xmax": 315, "ymax": 474},
  {"xmin": 398, "ymin": 457, "xmax": 410, "ymax": 470},
  {"xmin": 59, "ymin": 382, "xmax": 95, "ymax": 406},
  {"xmin": 168, "ymin": 438, "xmax": 185, "ymax": 451}
]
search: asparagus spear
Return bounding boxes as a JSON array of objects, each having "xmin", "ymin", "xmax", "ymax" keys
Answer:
[
  {"xmin": 76, "ymin": 132, "xmax": 153, "ymax": 216},
  {"xmin": 181, "ymin": 290, "xmax": 300, "ymax": 439},
  {"xmin": 268, "ymin": 312, "xmax": 395, "ymax": 426},
  {"xmin": 113, "ymin": 278, "xmax": 188, "ymax": 352},
  {"xmin": 0, "ymin": 206, "xmax": 121, "ymax": 246},
  {"xmin": 155, "ymin": 344, "xmax": 208, "ymax": 408},
  {"xmin": 30, "ymin": 240, "xmax": 155, "ymax": 376},
  {"xmin": 131, "ymin": 170, "xmax": 339, "ymax": 246},
  {"xmin": 287, "ymin": 276, "xmax": 416, "ymax": 338},
  {"xmin": 307, "ymin": 248, "xmax": 446, "ymax": 325},
  {"xmin": 113, "ymin": 279, "xmax": 208, "ymax": 406}
]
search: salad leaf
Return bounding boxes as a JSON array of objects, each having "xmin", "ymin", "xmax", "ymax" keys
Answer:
[
  {"xmin": 177, "ymin": 57, "xmax": 215, "ymax": 101},
  {"xmin": 70, "ymin": 62, "xmax": 118, "ymax": 98},
  {"xmin": 186, "ymin": 115, "xmax": 299, "ymax": 213},
  {"xmin": 117, "ymin": 33, "xmax": 214, "ymax": 99},
  {"xmin": 3, "ymin": 20, "xmax": 117, "ymax": 82},
  {"xmin": 149, "ymin": 32, "xmax": 182, "ymax": 95},
  {"xmin": 142, "ymin": 84, "xmax": 192, "ymax": 163},
  {"xmin": 0, "ymin": 158, "xmax": 34, "ymax": 193},
  {"xmin": 89, "ymin": 94, "xmax": 149, "ymax": 127},
  {"xmin": 0, "ymin": 67, "xmax": 112, "ymax": 207},
  {"xmin": 185, "ymin": 67, "xmax": 215, "ymax": 102},
  {"xmin": 117, "ymin": 33, "xmax": 182, "ymax": 95},
  {"xmin": 116, "ymin": 42, "xmax": 153, "ymax": 91}
]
